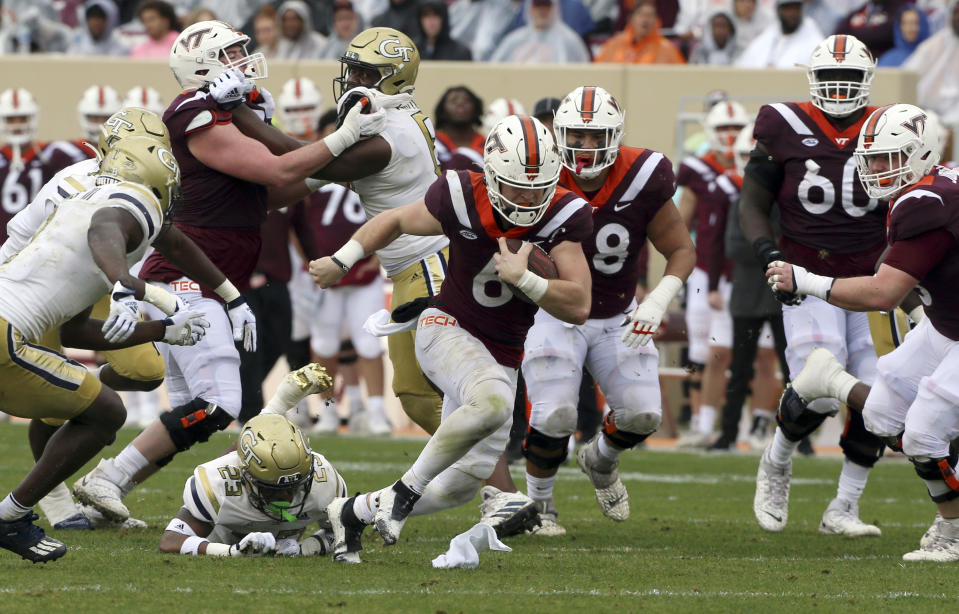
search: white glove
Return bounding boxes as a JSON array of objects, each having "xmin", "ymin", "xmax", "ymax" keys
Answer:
[
  {"xmin": 226, "ymin": 296, "xmax": 257, "ymax": 352},
  {"xmin": 102, "ymin": 281, "xmax": 139, "ymax": 343},
  {"xmin": 275, "ymin": 538, "xmax": 301, "ymax": 557},
  {"xmin": 252, "ymin": 87, "xmax": 274, "ymax": 123},
  {"xmin": 209, "ymin": 69, "xmax": 248, "ymax": 110},
  {"xmin": 621, "ymin": 275, "xmax": 683, "ymax": 349},
  {"xmin": 324, "ymin": 101, "xmax": 387, "ymax": 156},
  {"xmin": 162, "ymin": 310, "xmax": 210, "ymax": 346},
  {"xmin": 236, "ymin": 531, "xmax": 276, "ymax": 556}
]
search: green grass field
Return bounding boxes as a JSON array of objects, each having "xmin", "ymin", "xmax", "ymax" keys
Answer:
[{"xmin": 0, "ymin": 423, "xmax": 955, "ymax": 613}]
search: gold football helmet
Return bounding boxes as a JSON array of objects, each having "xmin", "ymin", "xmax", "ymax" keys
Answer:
[
  {"xmin": 97, "ymin": 136, "xmax": 180, "ymax": 213},
  {"xmin": 97, "ymin": 107, "xmax": 171, "ymax": 159},
  {"xmin": 237, "ymin": 414, "xmax": 315, "ymax": 522},
  {"xmin": 334, "ymin": 27, "xmax": 419, "ymax": 101}
]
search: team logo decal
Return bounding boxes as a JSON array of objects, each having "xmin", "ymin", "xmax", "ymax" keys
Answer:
[
  {"xmin": 459, "ymin": 229, "xmax": 477, "ymax": 240},
  {"xmin": 182, "ymin": 27, "xmax": 213, "ymax": 51},
  {"xmin": 379, "ymin": 39, "xmax": 413, "ymax": 61},
  {"xmin": 900, "ymin": 113, "xmax": 927, "ymax": 137},
  {"xmin": 801, "ymin": 138, "xmax": 819, "ymax": 147},
  {"xmin": 239, "ymin": 430, "xmax": 262, "ymax": 466}
]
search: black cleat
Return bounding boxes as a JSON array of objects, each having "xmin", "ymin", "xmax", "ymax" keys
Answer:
[
  {"xmin": 53, "ymin": 512, "xmax": 94, "ymax": 531},
  {"xmin": 0, "ymin": 513, "xmax": 67, "ymax": 563}
]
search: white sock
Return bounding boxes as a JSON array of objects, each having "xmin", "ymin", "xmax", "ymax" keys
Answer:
[
  {"xmin": 0, "ymin": 493, "xmax": 31, "ymax": 520},
  {"xmin": 401, "ymin": 467, "xmax": 430, "ymax": 495},
  {"xmin": 765, "ymin": 428, "xmax": 798, "ymax": 467},
  {"xmin": 264, "ymin": 375, "xmax": 309, "ymax": 414},
  {"xmin": 698, "ymin": 405, "xmax": 717, "ymax": 434},
  {"xmin": 37, "ymin": 483, "xmax": 80, "ymax": 525},
  {"xmin": 367, "ymin": 396, "xmax": 386, "ymax": 420},
  {"xmin": 413, "ymin": 467, "xmax": 482, "ymax": 515},
  {"xmin": 836, "ymin": 457, "xmax": 870, "ymax": 504},
  {"xmin": 525, "ymin": 472, "xmax": 556, "ymax": 501},
  {"xmin": 103, "ymin": 445, "xmax": 149, "ymax": 486},
  {"xmin": 345, "ymin": 385, "xmax": 363, "ymax": 413},
  {"xmin": 352, "ymin": 491, "xmax": 378, "ymax": 525},
  {"xmin": 752, "ymin": 408, "xmax": 775, "ymax": 420},
  {"xmin": 597, "ymin": 435, "xmax": 622, "ymax": 462}
]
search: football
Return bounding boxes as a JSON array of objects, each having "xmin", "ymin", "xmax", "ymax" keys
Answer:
[{"xmin": 502, "ymin": 237, "xmax": 558, "ymax": 304}]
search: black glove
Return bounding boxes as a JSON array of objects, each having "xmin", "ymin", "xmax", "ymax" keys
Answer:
[{"xmin": 752, "ymin": 237, "xmax": 803, "ymax": 306}]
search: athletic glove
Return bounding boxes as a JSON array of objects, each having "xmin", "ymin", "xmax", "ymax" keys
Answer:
[
  {"xmin": 227, "ymin": 296, "xmax": 257, "ymax": 352},
  {"xmin": 162, "ymin": 310, "xmax": 210, "ymax": 346},
  {"xmin": 249, "ymin": 87, "xmax": 274, "ymax": 123},
  {"xmin": 209, "ymin": 69, "xmax": 248, "ymax": 110},
  {"xmin": 752, "ymin": 237, "xmax": 803, "ymax": 306},
  {"xmin": 102, "ymin": 280, "xmax": 139, "ymax": 343},
  {"xmin": 622, "ymin": 275, "xmax": 683, "ymax": 348},
  {"xmin": 325, "ymin": 90, "xmax": 387, "ymax": 156},
  {"xmin": 275, "ymin": 538, "xmax": 302, "ymax": 557},
  {"xmin": 236, "ymin": 531, "xmax": 276, "ymax": 556}
]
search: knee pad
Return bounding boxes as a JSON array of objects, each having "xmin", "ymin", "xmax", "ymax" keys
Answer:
[
  {"xmin": 159, "ymin": 399, "xmax": 234, "ymax": 452},
  {"xmin": 466, "ymin": 375, "xmax": 514, "ymax": 430},
  {"xmin": 523, "ymin": 427, "xmax": 569, "ymax": 470},
  {"xmin": 839, "ymin": 410, "xmax": 885, "ymax": 468},
  {"xmin": 616, "ymin": 409, "xmax": 661, "ymax": 435},
  {"xmin": 776, "ymin": 388, "xmax": 828, "ymax": 442},
  {"xmin": 603, "ymin": 412, "xmax": 653, "ymax": 449},
  {"xmin": 910, "ymin": 450, "xmax": 959, "ymax": 503},
  {"xmin": 529, "ymin": 402, "xmax": 577, "ymax": 439},
  {"xmin": 338, "ymin": 340, "xmax": 359, "ymax": 365}
]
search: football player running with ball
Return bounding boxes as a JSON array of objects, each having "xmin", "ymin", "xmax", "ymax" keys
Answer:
[
  {"xmin": 740, "ymin": 35, "xmax": 895, "ymax": 536},
  {"xmin": 521, "ymin": 86, "xmax": 694, "ymax": 535},
  {"xmin": 311, "ymin": 115, "xmax": 593, "ymax": 562},
  {"xmin": 766, "ymin": 104, "xmax": 959, "ymax": 561}
]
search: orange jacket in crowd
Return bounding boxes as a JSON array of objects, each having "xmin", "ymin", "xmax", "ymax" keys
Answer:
[{"xmin": 594, "ymin": 21, "xmax": 686, "ymax": 64}]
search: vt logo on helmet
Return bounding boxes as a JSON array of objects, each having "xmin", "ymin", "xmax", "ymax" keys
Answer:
[
  {"xmin": 334, "ymin": 27, "xmax": 419, "ymax": 101},
  {"xmin": 169, "ymin": 20, "xmax": 268, "ymax": 91}
]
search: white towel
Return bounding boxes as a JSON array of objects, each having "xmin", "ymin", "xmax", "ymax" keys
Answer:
[
  {"xmin": 431, "ymin": 523, "xmax": 511, "ymax": 569},
  {"xmin": 363, "ymin": 309, "xmax": 418, "ymax": 337}
]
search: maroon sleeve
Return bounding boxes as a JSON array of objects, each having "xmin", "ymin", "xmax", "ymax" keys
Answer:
[
  {"xmin": 676, "ymin": 161, "xmax": 696, "ymax": 188},
  {"xmin": 649, "ymin": 155, "xmax": 678, "ymax": 204},
  {"xmin": 423, "ymin": 171, "xmax": 459, "ymax": 233},
  {"xmin": 289, "ymin": 201, "xmax": 318, "ymax": 260},
  {"xmin": 888, "ymin": 193, "xmax": 958, "ymax": 242},
  {"xmin": 752, "ymin": 105, "xmax": 783, "ymax": 161},
  {"xmin": 883, "ymin": 229, "xmax": 956, "ymax": 280},
  {"xmin": 555, "ymin": 200, "xmax": 594, "ymax": 245}
]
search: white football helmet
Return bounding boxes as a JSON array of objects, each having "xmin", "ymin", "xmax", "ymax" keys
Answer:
[
  {"xmin": 705, "ymin": 100, "xmax": 750, "ymax": 156},
  {"xmin": 77, "ymin": 85, "xmax": 122, "ymax": 142},
  {"xmin": 854, "ymin": 103, "xmax": 940, "ymax": 200},
  {"xmin": 484, "ymin": 115, "xmax": 561, "ymax": 227},
  {"xmin": 169, "ymin": 20, "xmax": 268, "ymax": 91},
  {"xmin": 733, "ymin": 122, "xmax": 755, "ymax": 177},
  {"xmin": 482, "ymin": 98, "xmax": 527, "ymax": 138},
  {"xmin": 278, "ymin": 77, "xmax": 323, "ymax": 138},
  {"xmin": 0, "ymin": 88, "xmax": 39, "ymax": 147},
  {"xmin": 807, "ymin": 35, "xmax": 875, "ymax": 117},
  {"xmin": 124, "ymin": 86, "xmax": 165, "ymax": 116},
  {"xmin": 923, "ymin": 108, "xmax": 948, "ymax": 162},
  {"xmin": 553, "ymin": 86, "xmax": 625, "ymax": 180}
]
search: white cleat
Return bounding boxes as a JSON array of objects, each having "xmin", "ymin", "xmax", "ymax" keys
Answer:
[
  {"xmin": 374, "ymin": 481, "xmax": 420, "ymax": 545},
  {"xmin": 577, "ymin": 437, "xmax": 629, "ymax": 522},
  {"xmin": 347, "ymin": 410, "xmax": 370, "ymax": 436},
  {"xmin": 754, "ymin": 447, "xmax": 791, "ymax": 532},
  {"xmin": 366, "ymin": 413, "xmax": 393, "ymax": 437},
  {"xmin": 478, "ymin": 486, "xmax": 539, "ymax": 538},
  {"xmin": 80, "ymin": 505, "xmax": 147, "ymax": 529},
  {"xmin": 920, "ymin": 512, "xmax": 944, "ymax": 549},
  {"xmin": 528, "ymin": 499, "xmax": 566, "ymax": 537},
  {"xmin": 819, "ymin": 497, "xmax": 881, "ymax": 537},
  {"xmin": 326, "ymin": 496, "xmax": 365, "ymax": 564},
  {"xmin": 747, "ymin": 416, "xmax": 774, "ymax": 451},
  {"xmin": 312, "ymin": 402, "xmax": 340, "ymax": 435},
  {"xmin": 675, "ymin": 431, "xmax": 713, "ymax": 449},
  {"xmin": 72, "ymin": 460, "xmax": 130, "ymax": 523},
  {"xmin": 904, "ymin": 518, "xmax": 959, "ymax": 562},
  {"xmin": 791, "ymin": 347, "xmax": 847, "ymax": 402},
  {"xmin": 287, "ymin": 363, "xmax": 334, "ymax": 397}
]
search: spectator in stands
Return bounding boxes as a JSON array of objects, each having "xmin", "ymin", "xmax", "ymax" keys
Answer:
[
  {"xmin": 252, "ymin": 4, "xmax": 280, "ymax": 58},
  {"xmin": 734, "ymin": 0, "xmax": 822, "ymax": 68},
  {"xmin": 68, "ymin": 0, "xmax": 129, "ymax": 56},
  {"xmin": 182, "ymin": 7, "xmax": 217, "ymax": 29},
  {"xmin": 0, "ymin": 4, "xmax": 72, "ymax": 53},
  {"xmin": 689, "ymin": 8, "xmax": 742, "ymax": 64},
  {"xmin": 372, "ymin": 0, "xmax": 421, "ymax": 36},
  {"xmin": 835, "ymin": 0, "xmax": 906, "ymax": 57},
  {"xmin": 731, "ymin": 0, "xmax": 772, "ymax": 50},
  {"xmin": 904, "ymin": 0, "xmax": 959, "ymax": 125},
  {"xmin": 196, "ymin": 1, "xmax": 261, "ymax": 33},
  {"xmin": 582, "ymin": 0, "xmax": 620, "ymax": 34},
  {"xmin": 448, "ymin": 0, "xmax": 522, "ymax": 61},
  {"xmin": 491, "ymin": 0, "xmax": 592, "ymax": 62},
  {"xmin": 804, "ymin": 0, "xmax": 843, "ymax": 37},
  {"xmin": 318, "ymin": 0, "xmax": 362, "ymax": 60},
  {"xmin": 532, "ymin": 96, "xmax": 562, "ymax": 132},
  {"xmin": 877, "ymin": 4, "xmax": 929, "ymax": 65},
  {"xmin": 416, "ymin": 1, "xmax": 471, "ymax": 60},
  {"xmin": 433, "ymin": 86, "xmax": 485, "ymax": 169},
  {"xmin": 276, "ymin": 1, "xmax": 326, "ymax": 60},
  {"xmin": 674, "ymin": 0, "xmax": 731, "ymax": 41},
  {"xmin": 506, "ymin": 0, "xmax": 596, "ymax": 37},
  {"xmin": 595, "ymin": 1, "xmax": 686, "ymax": 63},
  {"xmin": 129, "ymin": 0, "xmax": 179, "ymax": 58}
]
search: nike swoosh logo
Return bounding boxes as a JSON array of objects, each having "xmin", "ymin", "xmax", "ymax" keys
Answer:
[
  {"xmin": 763, "ymin": 511, "xmax": 782, "ymax": 522},
  {"xmin": 613, "ymin": 201, "xmax": 632, "ymax": 212}
]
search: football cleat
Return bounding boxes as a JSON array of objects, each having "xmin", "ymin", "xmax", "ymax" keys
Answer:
[
  {"xmin": 754, "ymin": 446, "xmax": 791, "ymax": 532},
  {"xmin": 478, "ymin": 486, "xmax": 539, "ymax": 538},
  {"xmin": 903, "ymin": 518, "xmax": 959, "ymax": 562},
  {"xmin": 920, "ymin": 511, "xmax": 944, "ymax": 549},
  {"xmin": 747, "ymin": 416, "xmax": 774, "ymax": 451},
  {"xmin": 707, "ymin": 435, "xmax": 734, "ymax": 452},
  {"xmin": 819, "ymin": 497, "xmax": 881, "ymax": 537},
  {"xmin": 313, "ymin": 401, "xmax": 340, "ymax": 435},
  {"xmin": 528, "ymin": 499, "xmax": 566, "ymax": 537},
  {"xmin": 374, "ymin": 480, "xmax": 420, "ymax": 545},
  {"xmin": 287, "ymin": 363, "xmax": 334, "ymax": 397},
  {"xmin": 326, "ymin": 496, "xmax": 366, "ymax": 564},
  {"xmin": 0, "ymin": 513, "xmax": 67, "ymax": 563},
  {"xmin": 676, "ymin": 431, "xmax": 712, "ymax": 449},
  {"xmin": 365, "ymin": 412, "xmax": 393, "ymax": 437},
  {"xmin": 80, "ymin": 505, "xmax": 147, "ymax": 529},
  {"xmin": 53, "ymin": 512, "xmax": 94, "ymax": 531},
  {"xmin": 577, "ymin": 437, "xmax": 629, "ymax": 521},
  {"xmin": 72, "ymin": 460, "xmax": 130, "ymax": 522}
]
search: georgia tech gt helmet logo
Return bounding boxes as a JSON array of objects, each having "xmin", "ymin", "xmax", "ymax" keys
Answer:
[
  {"xmin": 103, "ymin": 113, "xmax": 134, "ymax": 135},
  {"xmin": 157, "ymin": 146, "xmax": 180, "ymax": 182},
  {"xmin": 379, "ymin": 39, "xmax": 413, "ymax": 61},
  {"xmin": 239, "ymin": 430, "xmax": 263, "ymax": 467}
]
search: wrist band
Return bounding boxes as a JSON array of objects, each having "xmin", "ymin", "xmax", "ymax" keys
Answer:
[
  {"xmin": 331, "ymin": 239, "xmax": 365, "ymax": 271},
  {"xmin": 204, "ymin": 542, "xmax": 234, "ymax": 556},
  {"xmin": 330, "ymin": 256, "xmax": 350, "ymax": 273},
  {"xmin": 180, "ymin": 536, "xmax": 207, "ymax": 555},
  {"xmin": 214, "ymin": 280, "xmax": 241, "ymax": 303},
  {"xmin": 143, "ymin": 283, "xmax": 178, "ymax": 316},
  {"xmin": 515, "ymin": 270, "xmax": 548, "ymax": 302}
]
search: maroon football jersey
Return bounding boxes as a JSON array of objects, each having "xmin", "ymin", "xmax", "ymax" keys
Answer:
[
  {"xmin": 677, "ymin": 151, "xmax": 737, "ymax": 290},
  {"xmin": 424, "ymin": 170, "xmax": 593, "ymax": 367},
  {"xmin": 754, "ymin": 101, "xmax": 887, "ymax": 276},
  {"xmin": 0, "ymin": 141, "xmax": 87, "ymax": 244},
  {"xmin": 140, "ymin": 92, "xmax": 270, "ymax": 299},
  {"xmin": 885, "ymin": 168, "xmax": 959, "ymax": 340},
  {"xmin": 561, "ymin": 146, "xmax": 674, "ymax": 318},
  {"xmin": 257, "ymin": 209, "xmax": 292, "ymax": 283},
  {"xmin": 290, "ymin": 184, "xmax": 380, "ymax": 288}
]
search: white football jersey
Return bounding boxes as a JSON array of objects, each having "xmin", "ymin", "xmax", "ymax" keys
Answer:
[
  {"xmin": 0, "ymin": 157, "xmax": 99, "ymax": 263},
  {"xmin": 182, "ymin": 450, "xmax": 347, "ymax": 544},
  {"xmin": 0, "ymin": 181, "xmax": 164, "ymax": 341},
  {"xmin": 350, "ymin": 98, "xmax": 449, "ymax": 276}
]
